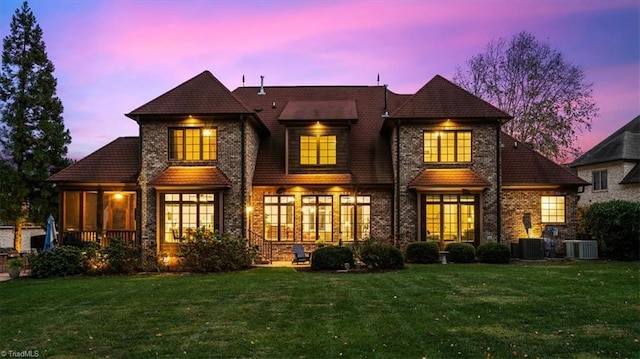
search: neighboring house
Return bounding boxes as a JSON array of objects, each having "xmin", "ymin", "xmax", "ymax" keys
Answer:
[
  {"xmin": 570, "ymin": 116, "xmax": 640, "ymax": 206},
  {"xmin": 48, "ymin": 71, "xmax": 587, "ymax": 261}
]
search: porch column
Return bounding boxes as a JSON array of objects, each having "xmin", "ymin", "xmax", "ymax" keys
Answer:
[{"xmin": 97, "ymin": 189, "xmax": 104, "ymax": 244}]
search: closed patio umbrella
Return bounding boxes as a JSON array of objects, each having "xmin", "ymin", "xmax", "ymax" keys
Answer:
[{"xmin": 44, "ymin": 214, "xmax": 57, "ymax": 251}]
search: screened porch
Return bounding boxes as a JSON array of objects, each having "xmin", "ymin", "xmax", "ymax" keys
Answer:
[{"xmin": 61, "ymin": 190, "xmax": 137, "ymax": 246}]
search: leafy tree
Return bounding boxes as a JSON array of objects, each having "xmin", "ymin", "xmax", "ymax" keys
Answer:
[
  {"xmin": 0, "ymin": 1, "xmax": 71, "ymax": 251},
  {"xmin": 581, "ymin": 201, "xmax": 640, "ymax": 261},
  {"xmin": 454, "ymin": 31, "xmax": 598, "ymax": 162}
]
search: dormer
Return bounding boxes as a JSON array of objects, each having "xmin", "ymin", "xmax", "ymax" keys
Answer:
[{"xmin": 279, "ymin": 100, "xmax": 357, "ymax": 175}]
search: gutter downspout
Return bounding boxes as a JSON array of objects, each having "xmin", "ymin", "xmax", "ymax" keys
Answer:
[
  {"xmin": 136, "ymin": 116, "xmax": 143, "ymax": 248},
  {"xmin": 496, "ymin": 121, "xmax": 502, "ymax": 243},
  {"xmin": 240, "ymin": 115, "xmax": 246, "ymax": 238},
  {"xmin": 395, "ymin": 120, "xmax": 401, "ymax": 245}
]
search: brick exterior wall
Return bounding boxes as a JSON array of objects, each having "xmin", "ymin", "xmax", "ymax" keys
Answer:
[
  {"xmin": 391, "ymin": 121, "xmax": 501, "ymax": 245},
  {"xmin": 244, "ymin": 118, "xmax": 261, "ymax": 238},
  {"xmin": 575, "ymin": 161, "xmax": 640, "ymax": 206},
  {"xmin": 501, "ymin": 189, "xmax": 580, "ymax": 252},
  {"xmin": 138, "ymin": 117, "xmax": 253, "ymax": 256}
]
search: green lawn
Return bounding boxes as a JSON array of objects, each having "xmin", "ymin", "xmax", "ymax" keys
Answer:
[{"xmin": 1, "ymin": 262, "xmax": 638, "ymax": 358}]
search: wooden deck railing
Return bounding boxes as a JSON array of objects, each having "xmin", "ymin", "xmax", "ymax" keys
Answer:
[{"xmin": 62, "ymin": 230, "xmax": 136, "ymax": 247}]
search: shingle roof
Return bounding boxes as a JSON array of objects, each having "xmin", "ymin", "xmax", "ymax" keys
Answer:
[
  {"xmin": 390, "ymin": 75, "xmax": 511, "ymax": 120},
  {"xmin": 408, "ymin": 169, "xmax": 491, "ymax": 188},
  {"xmin": 279, "ymin": 100, "xmax": 358, "ymax": 122},
  {"xmin": 57, "ymin": 72, "xmax": 580, "ymax": 190},
  {"xmin": 126, "ymin": 70, "xmax": 251, "ymax": 118},
  {"xmin": 570, "ymin": 115, "xmax": 640, "ymax": 167},
  {"xmin": 620, "ymin": 163, "xmax": 640, "ymax": 184},
  {"xmin": 148, "ymin": 166, "xmax": 231, "ymax": 187},
  {"xmin": 47, "ymin": 137, "xmax": 139, "ymax": 184},
  {"xmin": 233, "ymin": 85, "xmax": 407, "ymax": 186},
  {"xmin": 502, "ymin": 133, "xmax": 588, "ymax": 186}
]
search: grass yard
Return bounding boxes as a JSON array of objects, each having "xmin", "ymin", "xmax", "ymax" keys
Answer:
[{"xmin": 0, "ymin": 261, "xmax": 638, "ymax": 358}]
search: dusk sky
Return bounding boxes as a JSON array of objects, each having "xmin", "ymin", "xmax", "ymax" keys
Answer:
[{"xmin": 1, "ymin": 0, "xmax": 638, "ymax": 163}]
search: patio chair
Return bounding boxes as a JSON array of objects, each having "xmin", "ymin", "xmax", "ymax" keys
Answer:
[{"xmin": 292, "ymin": 244, "xmax": 311, "ymax": 264}]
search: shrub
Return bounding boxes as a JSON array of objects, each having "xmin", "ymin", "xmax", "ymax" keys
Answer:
[
  {"xmin": 581, "ymin": 200, "xmax": 640, "ymax": 261},
  {"xmin": 405, "ymin": 242, "xmax": 439, "ymax": 264},
  {"xmin": 358, "ymin": 240, "xmax": 404, "ymax": 270},
  {"xmin": 178, "ymin": 228, "xmax": 256, "ymax": 272},
  {"xmin": 311, "ymin": 246, "xmax": 354, "ymax": 271},
  {"xmin": 477, "ymin": 243, "xmax": 511, "ymax": 264},
  {"xmin": 7, "ymin": 257, "xmax": 22, "ymax": 269},
  {"xmin": 101, "ymin": 237, "xmax": 140, "ymax": 274},
  {"xmin": 445, "ymin": 243, "xmax": 476, "ymax": 263},
  {"xmin": 79, "ymin": 241, "xmax": 104, "ymax": 274},
  {"xmin": 30, "ymin": 246, "xmax": 85, "ymax": 278}
]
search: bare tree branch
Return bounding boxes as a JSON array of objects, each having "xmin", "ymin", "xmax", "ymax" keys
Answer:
[{"xmin": 454, "ymin": 31, "xmax": 598, "ymax": 162}]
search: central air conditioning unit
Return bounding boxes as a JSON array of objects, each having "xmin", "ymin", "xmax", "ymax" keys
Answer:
[
  {"xmin": 519, "ymin": 238, "xmax": 544, "ymax": 260},
  {"xmin": 564, "ymin": 240, "xmax": 598, "ymax": 259},
  {"xmin": 578, "ymin": 240, "xmax": 598, "ymax": 259}
]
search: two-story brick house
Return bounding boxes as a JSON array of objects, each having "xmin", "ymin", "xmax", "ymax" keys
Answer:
[
  {"xmin": 570, "ymin": 115, "xmax": 640, "ymax": 206},
  {"xmin": 48, "ymin": 70, "xmax": 587, "ymax": 262}
]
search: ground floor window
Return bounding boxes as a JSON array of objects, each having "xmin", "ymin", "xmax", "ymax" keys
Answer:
[
  {"xmin": 421, "ymin": 194, "xmax": 477, "ymax": 243},
  {"xmin": 162, "ymin": 193, "xmax": 217, "ymax": 242},
  {"xmin": 264, "ymin": 195, "xmax": 295, "ymax": 241},
  {"xmin": 302, "ymin": 195, "xmax": 333, "ymax": 242},
  {"xmin": 340, "ymin": 195, "xmax": 371, "ymax": 241},
  {"xmin": 541, "ymin": 196, "xmax": 565, "ymax": 223}
]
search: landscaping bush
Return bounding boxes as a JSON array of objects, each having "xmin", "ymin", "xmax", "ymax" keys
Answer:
[
  {"xmin": 358, "ymin": 240, "xmax": 404, "ymax": 270},
  {"xmin": 30, "ymin": 245, "xmax": 85, "ymax": 278},
  {"xmin": 311, "ymin": 246, "xmax": 354, "ymax": 271},
  {"xmin": 581, "ymin": 200, "xmax": 640, "ymax": 261},
  {"xmin": 477, "ymin": 242, "xmax": 511, "ymax": 264},
  {"xmin": 79, "ymin": 241, "xmax": 103, "ymax": 274},
  {"xmin": 178, "ymin": 228, "xmax": 256, "ymax": 272},
  {"xmin": 101, "ymin": 237, "xmax": 140, "ymax": 274},
  {"xmin": 405, "ymin": 242, "xmax": 439, "ymax": 264},
  {"xmin": 445, "ymin": 243, "xmax": 476, "ymax": 263}
]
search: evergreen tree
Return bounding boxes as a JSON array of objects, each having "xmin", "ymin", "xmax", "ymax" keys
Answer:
[{"xmin": 0, "ymin": 1, "xmax": 71, "ymax": 251}]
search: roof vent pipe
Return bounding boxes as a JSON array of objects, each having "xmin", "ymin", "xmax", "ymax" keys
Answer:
[
  {"xmin": 258, "ymin": 75, "xmax": 266, "ymax": 95},
  {"xmin": 382, "ymin": 84, "xmax": 389, "ymax": 118}
]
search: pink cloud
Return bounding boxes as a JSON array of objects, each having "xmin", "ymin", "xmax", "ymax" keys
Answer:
[{"xmin": 4, "ymin": 0, "xmax": 636, "ymax": 159}]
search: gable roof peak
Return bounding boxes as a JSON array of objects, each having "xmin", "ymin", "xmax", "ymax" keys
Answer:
[
  {"xmin": 390, "ymin": 74, "xmax": 511, "ymax": 120},
  {"xmin": 570, "ymin": 115, "xmax": 640, "ymax": 167},
  {"xmin": 126, "ymin": 70, "xmax": 251, "ymax": 118}
]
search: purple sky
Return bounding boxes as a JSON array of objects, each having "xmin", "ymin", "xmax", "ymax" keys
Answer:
[{"xmin": 1, "ymin": 0, "xmax": 638, "ymax": 163}]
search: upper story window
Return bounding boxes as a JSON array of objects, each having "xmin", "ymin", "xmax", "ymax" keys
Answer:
[
  {"xmin": 424, "ymin": 130, "xmax": 472, "ymax": 163},
  {"xmin": 300, "ymin": 135, "xmax": 336, "ymax": 165},
  {"xmin": 169, "ymin": 128, "xmax": 217, "ymax": 161},
  {"xmin": 592, "ymin": 170, "xmax": 608, "ymax": 191},
  {"xmin": 541, "ymin": 196, "xmax": 565, "ymax": 223}
]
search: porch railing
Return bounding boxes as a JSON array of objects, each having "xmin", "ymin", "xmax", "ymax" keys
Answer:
[
  {"xmin": 61, "ymin": 230, "xmax": 136, "ymax": 247},
  {"xmin": 248, "ymin": 230, "xmax": 272, "ymax": 264}
]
